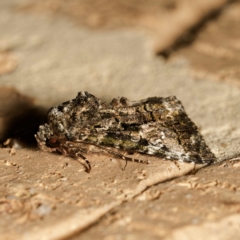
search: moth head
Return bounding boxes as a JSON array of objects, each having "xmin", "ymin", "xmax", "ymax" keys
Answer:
[
  {"xmin": 35, "ymin": 122, "xmax": 63, "ymax": 150},
  {"xmin": 35, "ymin": 123, "xmax": 58, "ymax": 150},
  {"xmin": 38, "ymin": 92, "xmax": 101, "ymax": 143}
]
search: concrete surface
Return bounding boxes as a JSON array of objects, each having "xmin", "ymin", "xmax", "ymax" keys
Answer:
[{"xmin": 0, "ymin": 0, "xmax": 240, "ymax": 239}]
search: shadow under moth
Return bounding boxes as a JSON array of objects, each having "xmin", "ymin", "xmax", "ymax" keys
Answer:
[{"xmin": 35, "ymin": 92, "xmax": 216, "ymax": 172}]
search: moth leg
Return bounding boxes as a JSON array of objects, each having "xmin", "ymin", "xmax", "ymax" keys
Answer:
[
  {"xmin": 59, "ymin": 142, "xmax": 91, "ymax": 173},
  {"xmin": 75, "ymin": 152, "xmax": 91, "ymax": 173},
  {"xmin": 172, "ymin": 160, "xmax": 181, "ymax": 170},
  {"xmin": 70, "ymin": 141, "xmax": 150, "ymax": 170}
]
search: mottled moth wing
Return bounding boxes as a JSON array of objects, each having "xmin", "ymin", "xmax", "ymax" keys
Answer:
[{"xmin": 35, "ymin": 91, "xmax": 216, "ymax": 172}]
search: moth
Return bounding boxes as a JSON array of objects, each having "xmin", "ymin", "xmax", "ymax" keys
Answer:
[{"xmin": 35, "ymin": 91, "xmax": 216, "ymax": 172}]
